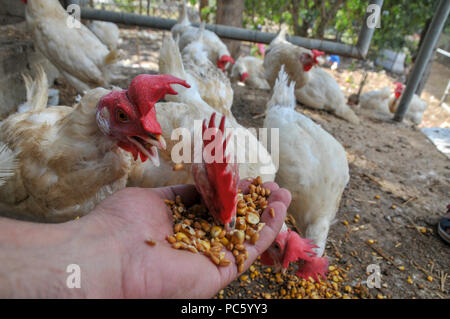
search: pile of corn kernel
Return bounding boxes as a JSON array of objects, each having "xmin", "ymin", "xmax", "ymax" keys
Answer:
[
  {"xmin": 216, "ymin": 261, "xmax": 373, "ymax": 299},
  {"xmin": 164, "ymin": 176, "xmax": 271, "ymax": 273}
]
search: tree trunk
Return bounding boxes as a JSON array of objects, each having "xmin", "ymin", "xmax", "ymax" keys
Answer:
[
  {"xmin": 291, "ymin": 0, "xmax": 302, "ymax": 36},
  {"xmin": 200, "ymin": 0, "xmax": 209, "ymax": 21},
  {"xmin": 216, "ymin": 0, "xmax": 245, "ymax": 58},
  {"xmin": 314, "ymin": 0, "xmax": 344, "ymax": 39}
]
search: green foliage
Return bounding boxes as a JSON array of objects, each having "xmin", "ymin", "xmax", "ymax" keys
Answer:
[{"xmin": 178, "ymin": 0, "xmax": 445, "ymax": 61}]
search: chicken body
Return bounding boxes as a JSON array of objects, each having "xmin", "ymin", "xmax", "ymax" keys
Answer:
[
  {"xmin": 360, "ymin": 86, "xmax": 427, "ymax": 124},
  {"xmin": 389, "ymin": 94, "xmax": 428, "ymax": 125},
  {"xmin": 0, "ymin": 69, "xmax": 174, "ymax": 222},
  {"xmin": 25, "ymin": 0, "xmax": 122, "ymax": 93},
  {"xmin": 264, "ymin": 67, "xmax": 350, "ymax": 257},
  {"xmin": 263, "ymin": 26, "xmax": 312, "ymax": 90},
  {"xmin": 231, "ymin": 56, "xmax": 270, "ymax": 89},
  {"xmin": 294, "ymin": 66, "xmax": 360, "ymax": 124},
  {"xmin": 180, "ymin": 31, "xmax": 234, "ymax": 118},
  {"xmin": 86, "ymin": 20, "xmax": 121, "ymax": 51},
  {"xmin": 264, "ymin": 26, "xmax": 359, "ymax": 124},
  {"xmin": 359, "ymin": 86, "xmax": 391, "ymax": 113},
  {"xmin": 0, "ymin": 87, "xmax": 130, "ymax": 222}
]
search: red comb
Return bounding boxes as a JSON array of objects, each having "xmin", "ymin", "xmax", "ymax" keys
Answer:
[
  {"xmin": 296, "ymin": 256, "xmax": 329, "ymax": 282},
  {"xmin": 128, "ymin": 74, "xmax": 190, "ymax": 134},
  {"xmin": 301, "ymin": 50, "xmax": 323, "ymax": 72},
  {"xmin": 394, "ymin": 82, "xmax": 405, "ymax": 98},
  {"xmin": 240, "ymin": 72, "xmax": 249, "ymax": 83},
  {"xmin": 21, "ymin": 0, "xmax": 27, "ymax": 3},
  {"xmin": 312, "ymin": 49, "xmax": 325, "ymax": 60},
  {"xmin": 202, "ymin": 113, "xmax": 239, "ymax": 224},
  {"xmin": 217, "ymin": 55, "xmax": 235, "ymax": 72},
  {"xmin": 282, "ymin": 229, "xmax": 318, "ymax": 268}
]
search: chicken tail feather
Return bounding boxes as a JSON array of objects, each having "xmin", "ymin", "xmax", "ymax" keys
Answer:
[
  {"xmin": 19, "ymin": 64, "xmax": 48, "ymax": 113},
  {"xmin": 159, "ymin": 34, "xmax": 187, "ymax": 82},
  {"xmin": 267, "ymin": 65, "xmax": 296, "ymax": 111}
]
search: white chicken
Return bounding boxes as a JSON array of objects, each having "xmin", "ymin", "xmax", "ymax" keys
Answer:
[
  {"xmin": 0, "ymin": 67, "xmax": 184, "ymax": 222},
  {"xmin": 388, "ymin": 82, "xmax": 428, "ymax": 125},
  {"xmin": 231, "ymin": 56, "xmax": 270, "ymax": 89},
  {"xmin": 264, "ymin": 25, "xmax": 319, "ymax": 90},
  {"xmin": 264, "ymin": 25, "xmax": 359, "ymax": 124},
  {"xmin": 86, "ymin": 20, "xmax": 121, "ymax": 51},
  {"xmin": 261, "ymin": 66, "xmax": 349, "ymax": 279},
  {"xmin": 295, "ymin": 67, "xmax": 360, "ymax": 124},
  {"xmin": 360, "ymin": 83, "xmax": 428, "ymax": 124},
  {"xmin": 179, "ymin": 26, "xmax": 234, "ymax": 118},
  {"xmin": 171, "ymin": 0, "xmax": 234, "ymax": 72},
  {"xmin": 359, "ymin": 86, "xmax": 392, "ymax": 114},
  {"xmin": 23, "ymin": 0, "xmax": 123, "ymax": 93},
  {"xmin": 129, "ymin": 35, "xmax": 277, "ymax": 188}
]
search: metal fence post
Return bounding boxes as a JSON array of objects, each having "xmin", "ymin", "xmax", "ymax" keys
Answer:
[{"xmin": 394, "ymin": 0, "xmax": 450, "ymax": 122}]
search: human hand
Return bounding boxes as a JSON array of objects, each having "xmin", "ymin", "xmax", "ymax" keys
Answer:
[{"xmin": 0, "ymin": 181, "xmax": 291, "ymax": 298}]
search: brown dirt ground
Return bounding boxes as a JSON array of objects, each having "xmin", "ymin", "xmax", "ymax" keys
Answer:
[{"xmin": 49, "ymin": 27, "xmax": 450, "ymax": 299}]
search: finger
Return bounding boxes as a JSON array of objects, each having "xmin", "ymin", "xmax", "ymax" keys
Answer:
[
  {"xmin": 152, "ymin": 184, "xmax": 201, "ymax": 206},
  {"xmin": 267, "ymin": 187, "xmax": 291, "ymax": 208},
  {"xmin": 237, "ymin": 178, "xmax": 252, "ymax": 194},
  {"xmin": 262, "ymin": 181, "xmax": 280, "ymax": 193},
  {"xmin": 239, "ymin": 180, "xmax": 280, "ymax": 195}
]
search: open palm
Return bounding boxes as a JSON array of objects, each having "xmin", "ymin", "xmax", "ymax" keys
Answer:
[{"xmin": 79, "ymin": 180, "xmax": 291, "ymax": 298}]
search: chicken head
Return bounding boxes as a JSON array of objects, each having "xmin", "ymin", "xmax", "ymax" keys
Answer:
[
  {"xmin": 217, "ymin": 55, "xmax": 235, "ymax": 72},
  {"xmin": 394, "ymin": 82, "xmax": 405, "ymax": 99},
  {"xmin": 261, "ymin": 226, "xmax": 329, "ymax": 282},
  {"xmin": 300, "ymin": 49, "xmax": 325, "ymax": 72},
  {"xmin": 240, "ymin": 72, "xmax": 250, "ymax": 83},
  {"xmin": 96, "ymin": 74, "xmax": 190, "ymax": 165}
]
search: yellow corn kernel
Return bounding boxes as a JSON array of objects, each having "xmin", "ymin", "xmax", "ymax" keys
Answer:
[
  {"xmin": 175, "ymin": 232, "xmax": 188, "ymax": 241},
  {"xmin": 210, "ymin": 226, "xmax": 222, "ymax": 238}
]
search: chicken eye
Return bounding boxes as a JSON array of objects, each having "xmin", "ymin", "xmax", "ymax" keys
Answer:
[
  {"xmin": 116, "ymin": 109, "xmax": 129, "ymax": 123},
  {"xmin": 274, "ymin": 243, "xmax": 281, "ymax": 250}
]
